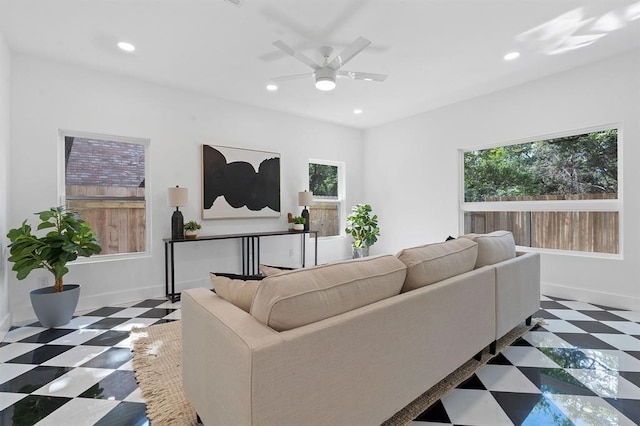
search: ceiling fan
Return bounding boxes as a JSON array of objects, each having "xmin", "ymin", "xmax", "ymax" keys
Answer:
[{"xmin": 271, "ymin": 36, "xmax": 387, "ymax": 91}]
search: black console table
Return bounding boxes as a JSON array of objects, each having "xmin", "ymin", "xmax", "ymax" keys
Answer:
[{"xmin": 163, "ymin": 230, "xmax": 318, "ymax": 301}]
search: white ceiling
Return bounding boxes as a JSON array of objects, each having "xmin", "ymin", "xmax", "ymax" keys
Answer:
[{"xmin": 0, "ymin": 0, "xmax": 639, "ymax": 129}]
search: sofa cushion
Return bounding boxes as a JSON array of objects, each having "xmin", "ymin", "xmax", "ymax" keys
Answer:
[
  {"xmin": 461, "ymin": 230, "xmax": 516, "ymax": 268},
  {"xmin": 250, "ymin": 255, "xmax": 407, "ymax": 331},
  {"xmin": 210, "ymin": 273, "xmax": 261, "ymax": 313},
  {"xmin": 396, "ymin": 238, "xmax": 478, "ymax": 292}
]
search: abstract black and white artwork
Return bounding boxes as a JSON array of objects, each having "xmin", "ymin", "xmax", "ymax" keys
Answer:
[{"xmin": 202, "ymin": 145, "xmax": 281, "ymax": 219}]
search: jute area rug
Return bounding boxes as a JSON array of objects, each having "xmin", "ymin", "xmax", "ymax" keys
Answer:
[{"xmin": 131, "ymin": 319, "xmax": 541, "ymax": 426}]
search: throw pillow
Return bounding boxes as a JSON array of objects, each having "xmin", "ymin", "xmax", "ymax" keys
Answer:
[
  {"xmin": 460, "ymin": 230, "xmax": 516, "ymax": 268},
  {"xmin": 259, "ymin": 264, "xmax": 286, "ymax": 276},
  {"xmin": 210, "ymin": 273, "xmax": 261, "ymax": 313}
]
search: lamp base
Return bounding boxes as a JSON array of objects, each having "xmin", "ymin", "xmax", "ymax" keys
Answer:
[
  {"xmin": 301, "ymin": 207, "xmax": 310, "ymax": 232},
  {"xmin": 171, "ymin": 209, "xmax": 184, "ymax": 240}
]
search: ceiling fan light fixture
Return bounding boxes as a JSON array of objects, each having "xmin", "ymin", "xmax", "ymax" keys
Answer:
[
  {"xmin": 315, "ymin": 78, "xmax": 336, "ymax": 91},
  {"xmin": 315, "ymin": 67, "xmax": 337, "ymax": 91},
  {"xmin": 272, "ymin": 37, "xmax": 387, "ymax": 91}
]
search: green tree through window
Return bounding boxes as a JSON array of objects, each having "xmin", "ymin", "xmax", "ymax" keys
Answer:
[
  {"xmin": 464, "ymin": 129, "xmax": 617, "ymax": 202},
  {"xmin": 462, "ymin": 128, "xmax": 619, "ymax": 254},
  {"xmin": 309, "ymin": 163, "xmax": 338, "ymax": 198}
]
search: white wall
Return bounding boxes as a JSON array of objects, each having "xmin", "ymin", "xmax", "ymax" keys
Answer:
[
  {"xmin": 9, "ymin": 54, "xmax": 362, "ymax": 324},
  {"xmin": 363, "ymin": 49, "xmax": 640, "ymax": 310},
  {"xmin": 0, "ymin": 34, "xmax": 10, "ymax": 335}
]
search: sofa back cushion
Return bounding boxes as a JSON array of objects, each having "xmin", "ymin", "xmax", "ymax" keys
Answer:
[
  {"xmin": 396, "ymin": 238, "xmax": 478, "ymax": 293},
  {"xmin": 250, "ymin": 255, "xmax": 407, "ymax": 331},
  {"xmin": 461, "ymin": 230, "xmax": 516, "ymax": 268}
]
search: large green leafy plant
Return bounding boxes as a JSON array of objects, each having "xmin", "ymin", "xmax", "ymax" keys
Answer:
[
  {"xmin": 345, "ymin": 204, "xmax": 380, "ymax": 248},
  {"xmin": 7, "ymin": 207, "xmax": 102, "ymax": 292}
]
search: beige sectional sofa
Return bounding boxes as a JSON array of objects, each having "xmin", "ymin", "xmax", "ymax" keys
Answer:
[{"xmin": 181, "ymin": 231, "xmax": 540, "ymax": 426}]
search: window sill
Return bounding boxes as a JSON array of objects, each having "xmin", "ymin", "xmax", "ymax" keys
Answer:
[
  {"xmin": 70, "ymin": 251, "xmax": 152, "ymax": 265},
  {"xmin": 516, "ymin": 245, "xmax": 622, "ymax": 260}
]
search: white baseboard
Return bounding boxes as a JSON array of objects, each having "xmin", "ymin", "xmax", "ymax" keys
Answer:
[
  {"xmin": 542, "ymin": 281, "xmax": 640, "ymax": 311},
  {"xmin": 11, "ymin": 278, "xmax": 215, "ymax": 326},
  {"xmin": 11, "ymin": 284, "xmax": 165, "ymax": 326},
  {"xmin": 76, "ymin": 285, "xmax": 165, "ymax": 313}
]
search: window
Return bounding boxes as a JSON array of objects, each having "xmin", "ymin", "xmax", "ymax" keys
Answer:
[
  {"xmin": 61, "ymin": 131, "xmax": 149, "ymax": 256},
  {"xmin": 308, "ymin": 160, "xmax": 345, "ymax": 237},
  {"xmin": 461, "ymin": 127, "xmax": 620, "ymax": 255}
]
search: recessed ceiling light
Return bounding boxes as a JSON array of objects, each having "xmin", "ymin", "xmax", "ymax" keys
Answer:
[
  {"xmin": 117, "ymin": 42, "xmax": 136, "ymax": 52},
  {"xmin": 353, "ymin": 109, "xmax": 363, "ymax": 114},
  {"xmin": 504, "ymin": 51, "xmax": 520, "ymax": 61},
  {"xmin": 266, "ymin": 84, "xmax": 278, "ymax": 91}
]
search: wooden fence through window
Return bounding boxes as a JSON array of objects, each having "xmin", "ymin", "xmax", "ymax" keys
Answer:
[
  {"xmin": 465, "ymin": 194, "xmax": 619, "ymax": 254},
  {"xmin": 309, "ymin": 203, "xmax": 340, "ymax": 238},
  {"xmin": 66, "ymin": 185, "xmax": 145, "ymax": 255}
]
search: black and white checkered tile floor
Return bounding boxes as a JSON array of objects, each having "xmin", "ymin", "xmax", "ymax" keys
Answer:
[
  {"xmin": 414, "ymin": 295, "xmax": 640, "ymax": 425},
  {"xmin": 0, "ymin": 298, "xmax": 180, "ymax": 425},
  {"xmin": 1, "ymin": 295, "xmax": 640, "ymax": 425}
]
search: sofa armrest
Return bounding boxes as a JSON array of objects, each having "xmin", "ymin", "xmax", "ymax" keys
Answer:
[
  {"xmin": 494, "ymin": 251, "xmax": 541, "ymax": 339},
  {"xmin": 181, "ymin": 288, "xmax": 282, "ymax": 426}
]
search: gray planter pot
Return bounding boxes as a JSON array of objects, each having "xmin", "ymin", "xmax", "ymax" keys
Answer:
[
  {"xmin": 30, "ymin": 284, "xmax": 80, "ymax": 328},
  {"xmin": 352, "ymin": 246, "xmax": 370, "ymax": 258}
]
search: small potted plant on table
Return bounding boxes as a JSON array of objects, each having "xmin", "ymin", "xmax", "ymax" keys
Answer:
[
  {"xmin": 184, "ymin": 220, "xmax": 201, "ymax": 239},
  {"xmin": 7, "ymin": 206, "xmax": 102, "ymax": 327},
  {"xmin": 292, "ymin": 216, "xmax": 306, "ymax": 231}
]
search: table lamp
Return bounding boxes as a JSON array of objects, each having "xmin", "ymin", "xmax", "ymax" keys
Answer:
[
  {"xmin": 168, "ymin": 185, "xmax": 188, "ymax": 240},
  {"xmin": 298, "ymin": 190, "xmax": 313, "ymax": 232}
]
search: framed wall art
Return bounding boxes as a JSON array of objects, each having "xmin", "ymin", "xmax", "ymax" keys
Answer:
[{"xmin": 202, "ymin": 144, "xmax": 281, "ymax": 219}]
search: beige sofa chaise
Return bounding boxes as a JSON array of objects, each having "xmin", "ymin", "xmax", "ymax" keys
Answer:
[{"xmin": 181, "ymin": 231, "xmax": 540, "ymax": 426}]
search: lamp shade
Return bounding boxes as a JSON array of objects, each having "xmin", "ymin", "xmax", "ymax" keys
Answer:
[
  {"xmin": 168, "ymin": 186, "xmax": 188, "ymax": 207},
  {"xmin": 298, "ymin": 191, "xmax": 313, "ymax": 206}
]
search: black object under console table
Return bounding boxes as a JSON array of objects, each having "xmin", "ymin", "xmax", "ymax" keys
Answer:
[{"xmin": 163, "ymin": 230, "xmax": 318, "ymax": 302}]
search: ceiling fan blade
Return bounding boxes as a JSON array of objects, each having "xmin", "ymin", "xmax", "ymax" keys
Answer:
[
  {"xmin": 337, "ymin": 70, "xmax": 387, "ymax": 82},
  {"xmin": 263, "ymin": 8, "xmax": 316, "ymax": 42},
  {"xmin": 328, "ymin": 36, "xmax": 371, "ymax": 69},
  {"xmin": 271, "ymin": 72, "xmax": 314, "ymax": 82},
  {"xmin": 272, "ymin": 40, "xmax": 321, "ymax": 70}
]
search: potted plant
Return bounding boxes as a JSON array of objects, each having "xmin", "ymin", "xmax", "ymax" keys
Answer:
[
  {"xmin": 345, "ymin": 203, "xmax": 380, "ymax": 258},
  {"xmin": 6, "ymin": 206, "xmax": 102, "ymax": 327},
  {"xmin": 292, "ymin": 216, "xmax": 306, "ymax": 231},
  {"xmin": 184, "ymin": 220, "xmax": 201, "ymax": 239}
]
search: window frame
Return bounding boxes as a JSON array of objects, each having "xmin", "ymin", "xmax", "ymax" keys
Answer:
[
  {"xmin": 459, "ymin": 123, "xmax": 623, "ymax": 259},
  {"xmin": 58, "ymin": 129, "xmax": 152, "ymax": 261},
  {"xmin": 308, "ymin": 158, "xmax": 346, "ymax": 239}
]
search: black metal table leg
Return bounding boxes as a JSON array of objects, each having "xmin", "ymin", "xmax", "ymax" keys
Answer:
[
  {"xmin": 170, "ymin": 242, "xmax": 178, "ymax": 302},
  {"xmin": 314, "ymin": 231, "xmax": 318, "ymax": 266},
  {"xmin": 164, "ymin": 241, "xmax": 169, "ymax": 299},
  {"xmin": 241, "ymin": 237, "xmax": 247, "ymax": 275},
  {"xmin": 253, "ymin": 237, "xmax": 260, "ymax": 275},
  {"xmin": 302, "ymin": 232, "xmax": 306, "ymax": 268}
]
